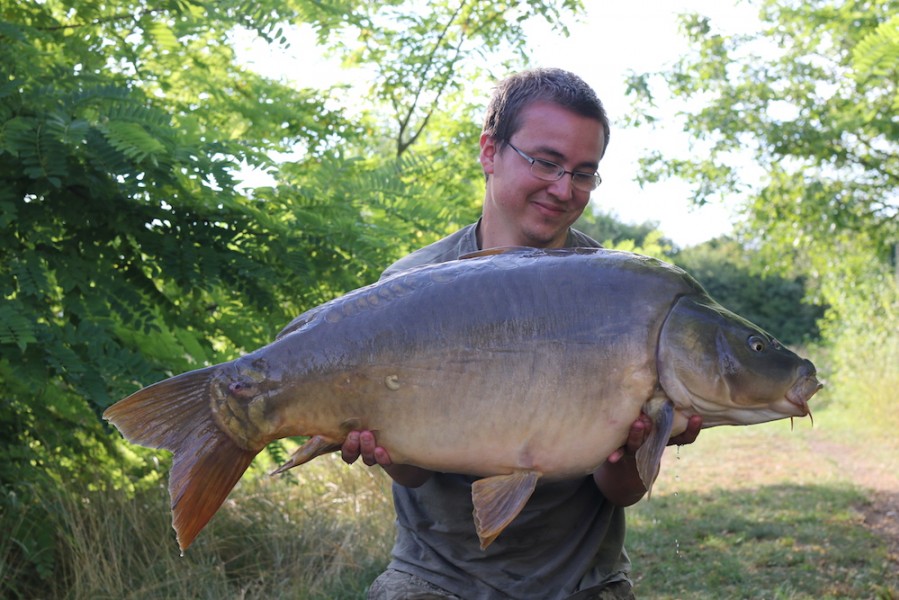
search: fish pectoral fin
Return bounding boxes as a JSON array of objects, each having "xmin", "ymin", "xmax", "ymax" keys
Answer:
[
  {"xmin": 271, "ymin": 435, "xmax": 342, "ymax": 475},
  {"xmin": 636, "ymin": 397, "xmax": 675, "ymax": 498},
  {"xmin": 471, "ymin": 470, "xmax": 541, "ymax": 550}
]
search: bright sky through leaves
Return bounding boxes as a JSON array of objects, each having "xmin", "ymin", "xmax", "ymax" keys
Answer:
[{"xmin": 233, "ymin": 0, "xmax": 762, "ymax": 247}]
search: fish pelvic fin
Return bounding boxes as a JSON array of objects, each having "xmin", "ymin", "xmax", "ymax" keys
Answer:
[
  {"xmin": 271, "ymin": 435, "xmax": 343, "ymax": 475},
  {"xmin": 471, "ymin": 470, "xmax": 540, "ymax": 550},
  {"xmin": 103, "ymin": 367, "xmax": 258, "ymax": 551},
  {"xmin": 636, "ymin": 396, "xmax": 675, "ymax": 498}
]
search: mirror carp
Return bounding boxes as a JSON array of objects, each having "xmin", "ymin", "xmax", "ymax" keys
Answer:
[{"xmin": 104, "ymin": 247, "xmax": 822, "ymax": 551}]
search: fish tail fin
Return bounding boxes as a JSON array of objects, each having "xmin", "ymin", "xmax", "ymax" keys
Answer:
[{"xmin": 103, "ymin": 367, "xmax": 258, "ymax": 551}]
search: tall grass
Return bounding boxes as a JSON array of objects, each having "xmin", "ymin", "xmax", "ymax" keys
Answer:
[
  {"xmin": 5, "ymin": 456, "xmax": 394, "ymax": 599},
  {"xmin": 817, "ymin": 263, "xmax": 899, "ymax": 436}
]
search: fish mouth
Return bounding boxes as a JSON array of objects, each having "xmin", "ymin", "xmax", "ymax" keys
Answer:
[{"xmin": 785, "ymin": 361, "xmax": 823, "ymax": 417}]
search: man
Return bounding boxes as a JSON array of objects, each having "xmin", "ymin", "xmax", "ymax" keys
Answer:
[{"xmin": 343, "ymin": 68, "xmax": 703, "ymax": 599}]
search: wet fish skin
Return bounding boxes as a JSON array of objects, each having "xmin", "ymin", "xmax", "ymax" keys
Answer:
[{"xmin": 103, "ymin": 247, "xmax": 821, "ymax": 551}]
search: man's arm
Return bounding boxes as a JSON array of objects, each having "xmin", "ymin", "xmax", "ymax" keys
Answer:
[{"xmin": 594, "ymin": 414, "xmax": 703, "ymax": 506}]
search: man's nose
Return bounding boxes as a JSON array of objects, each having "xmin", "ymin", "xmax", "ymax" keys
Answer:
[{"xmin": 546, "ymin": 172, "xmax": 575, "ymax": 201}]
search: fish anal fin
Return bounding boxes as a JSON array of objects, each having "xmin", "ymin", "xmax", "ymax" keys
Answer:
[
  {"xmin": 636, "ymin": 396, "xmax": 675, "ymax": 497},
  {"xmin": 271, "ymin": 435, "xmax": 342, "ymax": 475},
  {"xmin": 471, "ymin": 470, "xmax": 540, "ymax": 550}
]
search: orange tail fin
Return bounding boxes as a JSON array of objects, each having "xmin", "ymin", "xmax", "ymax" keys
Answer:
[{"xmin": 104, "ymin": 367, "xmax": 258, "ymax": 551}]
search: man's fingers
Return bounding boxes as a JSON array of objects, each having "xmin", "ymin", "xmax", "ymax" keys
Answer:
[
  {"xmin": 359, "ymin": 430, "xmax": 378, "ymax": 466},
  {"xmin": 341, "ymin": 431, "xmax": 361, "ymax": 464},
  {"xmin": 668, "ymin": 415, "xmax": 703, "ymax": 446},
  {"xmin": 606, "ymin": 448, "xmax": 625, "ymax": 464},
  {"xmin": 373, "ymin": 446, "xmax": 393, "ymax": 467},
  {"xmin": 625, "ymin": 415, "xmax": 650, "ymax": 454}
]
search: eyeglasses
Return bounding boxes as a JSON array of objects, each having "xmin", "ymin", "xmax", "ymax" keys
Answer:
[{"xmin": 506, "ymin": 142, "xmax": 602, "ymax": 192}]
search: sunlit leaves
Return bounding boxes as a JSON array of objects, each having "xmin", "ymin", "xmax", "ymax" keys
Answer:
[
  {"xmin": 627, "ymin": 0, "xmax": 898, "ymax": 263},
  {"xmin": 625, "ymin": 0, "xmax": 898, "ymax": 429}
]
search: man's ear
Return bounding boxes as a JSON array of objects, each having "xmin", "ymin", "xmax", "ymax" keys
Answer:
[{"xmin": 479, "ymin": 134, "xmax": 497, "ymax": 175}]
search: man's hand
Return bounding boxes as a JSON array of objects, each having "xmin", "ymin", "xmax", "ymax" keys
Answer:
[
  {"xmin": 341, "ymin": 430, "xmax": 393, "ymax": 467},
  {"xmin": 606, "ymin": 413, "xmax": 703, "ymax": 464},
  {"xmin": 595, "ymin": 413, "xmax": 704, "ymax": 505},
  {"xmin": 340, "ymin": 430, "xmax": 433, "ymax": 488},
  {"xmin": 668, "ymin": 414, "xmax": 703, "ymax": 447}
]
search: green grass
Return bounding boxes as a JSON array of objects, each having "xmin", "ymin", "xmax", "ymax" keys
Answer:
[
  {"xmin": 629, "ymin": 485, "xmax": 893, "ymax": 599},
  {"xmin": 628, "ymin": 412, "xmax": 899, "ymax": 600}
]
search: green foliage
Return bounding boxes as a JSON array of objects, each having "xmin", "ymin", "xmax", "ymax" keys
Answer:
[
  {"xmin": 575, "ymin": 209, "xmax": 674, "ymax": 255},
  {"xmin": 338, "ymin": 0, "xmax": 583, "ymax": 156},
  {"xmin": 626, "ymin": 0, "xmax": 898, "ymax": 268},
  {"xmin": 0, "ymin": 0, "xmax": 584, "ymax": 591},
  {"xmin": 673, "ymin": 237, "xmax": 825, "ymax": 345},
  {"xmin": 576, "ymin": 212, "xmax": 823, "ymax": 345},
  {"xmin": 811, "ymin": 235, "xmax": 899, "ymax": 427},
  {"xmin": 624, "ymin": 0, "xmax": 898, "ymax": 436}
]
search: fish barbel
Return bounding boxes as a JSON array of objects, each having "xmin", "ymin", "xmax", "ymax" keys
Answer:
[{"xmin": 103, "ymin": 247, "xmax": 822, "ymax": 550}]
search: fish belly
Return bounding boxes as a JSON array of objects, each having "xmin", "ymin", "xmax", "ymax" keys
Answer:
[{"xmin": 260, "ymin": 257, "xmax": 667, "ymax": 478}]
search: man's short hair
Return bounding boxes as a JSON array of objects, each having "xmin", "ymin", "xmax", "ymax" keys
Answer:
[{"xmin": 482, "ymin": 68, "xmax": 610, "ymax": 158}]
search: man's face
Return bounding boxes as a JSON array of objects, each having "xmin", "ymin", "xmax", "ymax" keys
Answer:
[{"xmin": 479, "ymin": 100, "xmax": 605, "ymax": 249}]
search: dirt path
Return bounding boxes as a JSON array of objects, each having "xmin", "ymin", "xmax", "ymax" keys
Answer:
[
  {"xmin": 808, "ymin": 435, "xmax": 899, "ymax": 568},
  {"xmin": 653, "ymin": 421, "xmax": 899, "ymax": 574}
]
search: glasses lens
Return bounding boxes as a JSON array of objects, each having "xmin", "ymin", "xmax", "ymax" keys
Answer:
[
  {"xmin": 514, "ymin": 142, "xmax": 601, "ymax": 192},
  {"xmin": 530, "ymin": 159, "xmax": 562, "ymax": 181},
  {"xmin": 571, "ymin": 173, "xmax": 601, "ymax": 192}
]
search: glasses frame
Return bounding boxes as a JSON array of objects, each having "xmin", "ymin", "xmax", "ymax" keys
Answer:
[{"xmin": 505, "ymin": 141, "xmax": 602, "ymax": 192}]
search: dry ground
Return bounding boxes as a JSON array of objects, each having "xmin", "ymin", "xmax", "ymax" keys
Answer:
[
  {"xmin": 649, "ymin": 417, "xmax": 899, "ymax": 574},
  {"xmin": 808, "ymin": 434, "xmax": 899, "ymax": 568}
]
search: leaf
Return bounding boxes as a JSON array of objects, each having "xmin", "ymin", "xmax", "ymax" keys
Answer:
[
  {"xmin": 0, "ymin": 303, "xmax": 37, "ymax": 351},
  {"xmin": 148, "ymin": 21, "xmax": 180, "ymax": 52},
  {"xmin": 102, "ymin": 121, "xmax": 167, "ymax": 163},
  {"xmin": 852, "ymin": 14, "xmax": 899, "ymax": 77}
]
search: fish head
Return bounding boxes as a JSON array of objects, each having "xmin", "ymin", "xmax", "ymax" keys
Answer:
[{"xmin": 658, "ymin": 295, "xmax": 822, "ymax": 427}]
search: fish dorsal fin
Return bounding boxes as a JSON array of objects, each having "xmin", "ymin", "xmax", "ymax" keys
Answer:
[
  {"xmin": 471, "ymin": 470, "xmax": 540, "ymax": 549},
  {"xmin": 459, "ymin": 246, "xmax": 534, "ymax": 260},
  {"xmin": 635, "ymin": 395, "xmax": 675, "ymax": 497}
]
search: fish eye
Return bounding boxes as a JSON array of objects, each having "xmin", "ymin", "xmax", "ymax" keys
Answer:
[{"xmin": 747, "ymin": 335, "xmax": 766, "ymax": 352}]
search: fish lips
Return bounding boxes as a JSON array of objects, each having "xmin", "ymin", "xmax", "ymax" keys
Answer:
[{"xmin": 786, "ymin": 372, "xmax": 824, "ymax": 417}]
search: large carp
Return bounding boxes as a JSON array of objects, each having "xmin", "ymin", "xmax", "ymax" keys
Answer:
[{"xmin": 104, "ymin": 247, "xmax": 821, "ymax": 551}]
